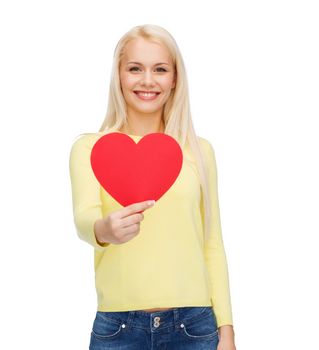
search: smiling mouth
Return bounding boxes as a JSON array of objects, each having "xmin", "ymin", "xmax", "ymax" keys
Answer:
[{"xmin": 133, "ymin": 91, "xmax": 161, "ymax": 100}]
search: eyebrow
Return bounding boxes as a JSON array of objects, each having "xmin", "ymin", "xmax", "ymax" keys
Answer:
[{"xmin": 127, "ymin": 61, "xmax": 169, "ymax": 66}]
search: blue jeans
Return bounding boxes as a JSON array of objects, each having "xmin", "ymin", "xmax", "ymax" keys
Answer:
[{"xmin": 89, "ymin": 306, "xmax": 219, "ymax": 349}]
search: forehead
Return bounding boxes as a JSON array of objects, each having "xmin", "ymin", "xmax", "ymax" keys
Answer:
[{"xmin": 122, "ymin": 37, "xmax": 172, "ymax": 64}]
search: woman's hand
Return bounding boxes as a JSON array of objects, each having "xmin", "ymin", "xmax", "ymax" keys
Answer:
[
  {"xmin": 217, "ymin": 325, "xmax": 236, "ymax": 350},
  {"xmin": 94, "ymin": 200, "xmax": 155, "ymax": 245}
]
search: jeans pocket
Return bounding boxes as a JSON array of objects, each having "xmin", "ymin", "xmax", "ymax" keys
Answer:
[
  {"xmin": 180, "ymin": 307, "xmax": 219, "ymax": 341},
  {"xmin": 91, "ymin": 311, "xmax": 125, "ymax": 340}
]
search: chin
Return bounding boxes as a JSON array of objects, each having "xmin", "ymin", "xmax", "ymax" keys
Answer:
[{"xmin": 133, "ymin": 106, "xmax": 162, "ymax": 114}]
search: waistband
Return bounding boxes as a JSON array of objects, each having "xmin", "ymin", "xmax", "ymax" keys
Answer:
[{"xmin": 95, "ymin": 306, "xmax": 214, "ymax": 332}]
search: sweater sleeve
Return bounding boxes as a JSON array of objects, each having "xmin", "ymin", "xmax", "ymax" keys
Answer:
[
  {"xmin": 200, "ymin": 138, "xmax": 234, "ymax": 327},
  {"xmin": 69, "ymin": 133, "xmax": 110, "ymax": 251}
]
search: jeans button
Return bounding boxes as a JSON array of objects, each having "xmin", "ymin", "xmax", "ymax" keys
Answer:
[{"xmin": 153, "ymin": 316, "xmax": 161, "ymax": 327}]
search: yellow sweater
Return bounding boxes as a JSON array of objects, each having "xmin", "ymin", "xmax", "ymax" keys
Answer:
[{"xmin": 69, "ymin": 131, "xmax": 233, "ymax": 327}]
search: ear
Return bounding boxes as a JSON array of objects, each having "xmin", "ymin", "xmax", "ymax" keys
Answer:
[{"xmin": 172, "ymin": 74, "xmax": 176, "ymax": 89}]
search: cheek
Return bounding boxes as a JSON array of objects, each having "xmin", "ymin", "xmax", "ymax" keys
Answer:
[
  {"xmin": 120, "ymin": 73, "xmax": 136, "ymax": 89},
  {"xmin": 159, "ymin": 75, "xmax": 175, "ymax": 91}
]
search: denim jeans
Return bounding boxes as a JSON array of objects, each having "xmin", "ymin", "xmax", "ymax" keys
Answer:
[{"xmin": 89, "ymin": 306, "xmax": 219, "ymax": 349}]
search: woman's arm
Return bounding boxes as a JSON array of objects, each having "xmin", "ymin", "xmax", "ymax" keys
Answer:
[
  {"xmin": 219, "ymin": 324, "xmax": 236, "ymax": 345},
  {"xmin": 201, "ymin": 139, "xmax": 236, "ymax": 349},
  {"xmin": 200, "ymin": 138, "xmax": 235, "ymax": 329},
  {"xmin": 69, "ymin": 134, "xmax": 109, "ymax": 250}
]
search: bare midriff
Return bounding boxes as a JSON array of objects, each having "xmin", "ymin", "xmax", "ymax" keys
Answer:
[{"xmin": 141, "ymin": 307, "xmax": 174, "ymax": 312}]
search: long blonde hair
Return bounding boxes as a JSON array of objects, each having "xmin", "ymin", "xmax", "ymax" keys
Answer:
[{"xmin": 92, "ymin": 24, "xmax": 213, "ymax": 242}]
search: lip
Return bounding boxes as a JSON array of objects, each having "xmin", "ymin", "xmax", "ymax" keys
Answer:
[
  {"xmin": 133, "ymin": 91, "xmax": 161, "ymax": 101},
  {"xmin": 133, "ymin": 91, "xmax": 161, "ymax": 93}
]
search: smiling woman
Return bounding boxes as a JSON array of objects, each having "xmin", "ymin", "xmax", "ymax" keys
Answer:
[{"xmin": 69, "ymin": 23, "xmax": 236, "ymax": 350}]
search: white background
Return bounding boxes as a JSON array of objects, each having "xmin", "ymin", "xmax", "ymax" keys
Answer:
[{"xmin": 0, "ymin": 0, "xmax": 318, "ymax": 349}]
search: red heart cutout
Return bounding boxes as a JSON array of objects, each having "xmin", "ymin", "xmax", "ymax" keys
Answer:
[{"xmin": 90, "ymin": 132, "xmax": 183, "ymax": 207}]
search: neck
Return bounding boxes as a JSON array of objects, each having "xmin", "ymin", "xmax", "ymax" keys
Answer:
[{"xmin": 120, "ymin": 110, "xmax": 165, "ymax": 136}]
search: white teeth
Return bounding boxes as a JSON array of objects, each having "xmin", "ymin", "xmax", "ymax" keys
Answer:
[{"xmin": 136, "ymin": 92, "xmax": 157, "ymax": 97}]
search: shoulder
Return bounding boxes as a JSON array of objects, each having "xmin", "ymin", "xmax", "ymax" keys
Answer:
[
  {"xmin": 197, "ymin": 135, "xmax": 216, "ymax": 158},
  {"xmin": 69, "ymin": 132, "xmax": 103, "ymax": 154},
  {"xmin": 196, "ymin": 135, "xmax": 219, "ymax": 174}
]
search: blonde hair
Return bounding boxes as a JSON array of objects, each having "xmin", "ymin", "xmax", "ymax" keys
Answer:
[{"xmin": 89, "ymin": 24, "xmax": 213, "ymax": 242}]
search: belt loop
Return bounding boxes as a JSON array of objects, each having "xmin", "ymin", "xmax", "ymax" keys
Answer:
[
  {"xmin": 126, "ymin": 311, "xmax": 135, "ymax": 330},
  {"xmin": 173, "ymin": 307, "xmax": 180, "ymax": 331}
]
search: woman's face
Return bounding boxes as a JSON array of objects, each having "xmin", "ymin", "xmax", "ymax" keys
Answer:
[{"xmin": 119, "ymin": 37, "xmax": 176, "ymax": 117}]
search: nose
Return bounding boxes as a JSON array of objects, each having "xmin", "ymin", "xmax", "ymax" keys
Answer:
[{"xmin": 140, "ymin": 70, "xmax": 156, "ymax": 87}]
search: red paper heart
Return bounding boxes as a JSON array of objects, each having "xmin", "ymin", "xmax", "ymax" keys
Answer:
[{"xmin": 90, "ymin": 132, "xmax": 183, "ymax": 207}]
